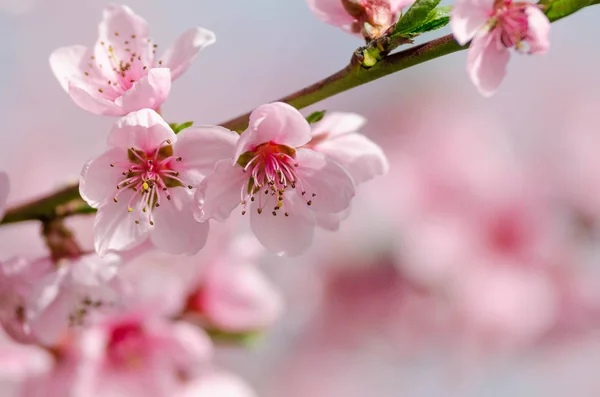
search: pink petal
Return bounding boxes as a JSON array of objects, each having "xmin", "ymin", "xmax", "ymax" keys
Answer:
[
  {"xmin": 235, "ymin": 102, "xmax": 312, "ymax": 160},
  {"xmin": 316, "ymin": 133, "xmax": 389, "ymax": 184},
  {"xmin": 79, "ymin": 148, "xmax": 126, "ymax": 209},
  {"xmin": 525, "ymin": 6, "xmax": 550, "ymax": 55},
  {"xmin": 98, "ymin": 4, "xmax": 149, "ymax": 55},
  {"xmin": 173, "ymin": 126, "xmax": 238, "ymax": 186},
  {"xmin": 311, "ymin": 112, "xmax": 366, "ymax": 138},
  {"xmin": 194, "ymin": 160, "xmax": 246, "ymax": 222},
  {"xmin": 149, "ymin": 190, "xmax": 209, "ymax": 255},
  {"xmin": 114, "ymin": 68, "xmax": 172, "ymax": 114},
  {"xmin": 250, "ymin": 193, "xmax": 315, "ymax": 256},
  {"xmin": 451, "ymin": 0, "xmax": 494, "ymax": 45},
  {"xmin": 0, "ymin": 172, "xmax": 9, "ymax": 220},
  {"xmin": 160, "ymin": 27, "xmax": 216, "ymax": 81},
  {"xmin": 295, "ymin": 148, "xmax": 355, "ymax": 213},
  {"xmin": 179, "ymin": 371, "xmax": 256, "ymax": 397},
  {"xmin": 202, "ymin": 262, "xmax": 283, "ymax": 332},
  {"xmin": 306, "ymin": 0, "xmax": 356, "ymax": 32},
  {"xmin": 467, "ymin": 29, "xmax": 510, "ymax": 97},
  {"xmin": 156, "ymin": 321, "xmax": 213, "ymax": 367},
  {"xmin": 107, "ymin": 108, "xmax": 176, "ymax": 151},
  {"xmin": 67, "ymin": 81, "xmax": 123, "ymax": 116},
  {"xmin": 314, "ymin": 207, "xmax": 352, "ymax": 231},
  {"xmin": 388, "ymin": 0, "xmax": 417, "ymax": 12},
  {"xmin": 50, "ymin": 45, "xmax": 99, "ymax": 92},
  {"xmin": 93, "ymin": 190, "xmax": 150, "ymax": 256}
]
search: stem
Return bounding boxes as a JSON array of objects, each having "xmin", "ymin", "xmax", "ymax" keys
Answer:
[{"xmin": 0, "ymin": 0, "xmax": 596, "ymax": 226}]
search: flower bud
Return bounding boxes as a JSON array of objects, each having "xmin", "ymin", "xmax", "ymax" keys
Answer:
[{"xmin": 341, "ymin": 0, "xmax": 396, "ymax": 39}]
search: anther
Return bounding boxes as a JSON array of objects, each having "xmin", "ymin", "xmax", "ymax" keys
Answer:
[
  {"xmin": 166, "ymin": 139, "xmax": 171, "ymax": 144},
  {"xmin": 285, "ymin": 212, "xmax": 289, "ymax": 217},
  {"xmin": 113, "ymin": 197, "xmax": 118, "ymax": 203},
  {"xmin": 302, "ymin": 191, "xmax": 306, "ymax": 195},
  {"xmin": 114, "ymin": 32, "xmax": 119, "ymax": 36},
  {"xmin": 176, "ymin": 157, "xmax": 182, "ymax": 162},
  {"xmin": 162, "ymin": 188, "xmax": 167, "ymax": 191},
  {"xmin": 307, "ymin": 200, "xmax": 312, "ymax": 206},
  {"xmin": 110, "ymin": 163, "xmax": 115, "ymax": 167},
  {"xmin": 312, "ymin": 193, "xmax": 316, "ymax": 197},
  {"xmin": 132, "ymin": 187, "xmax": 138, "ymax": 192},
  {"xmin": 128, "ymin": 207, "xmax": 133, "ymax": 212},
  {"xmin": 272, "ymin": 211, "xmax": 277, "ymax": 216},
  {"xmin": 251, "ymin": 197, "xmax": 255, "ymax": 202},
  {"xmin": 242, "ymin": 211, "xmax": 246, "ymax": 215},
  {"xmin": 135, "ymin": 220, "xmax": 140, "ymax": 224},
  {"xmin": 257, "ymin": 208, "xmax": 263, "ymax": 214},
  {"xmin": 155, "ymin": 203, "xmax": 160, "ymax": 207},
  {"xmin": 149, "ymin": 221, "xmax": 154, "ymax": 226},
  {"xmin": 188, "ymin": 185, "xmax": 193, "ymax": 189},
  {"xmin": 265, "ymin": 190, "xmax": 269, "ymax": 194},
  {"xmin": 98, "ymin": 88, "xmax": 104, "ymax": 93},
  {"xmin": 142, "ymin": 207, "xmax": 147, "ymax": 213},
  {"xmin": 167, "ymin": 195, "xmax": 171, "ymax": 200}
]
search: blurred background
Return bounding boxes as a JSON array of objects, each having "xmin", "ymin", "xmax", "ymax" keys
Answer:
[{"xmin": 1, "ymin": 0, "xmax": 600, "ymax": 396}]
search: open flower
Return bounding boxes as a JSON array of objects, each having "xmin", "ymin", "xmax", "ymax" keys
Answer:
[
  {"xmin": 305, "ymin": 112, "xmax": 389, "ymax": 231},
  {"xmin": 80, "ymin": 108, "xmax": 238, "ymax": 256},
  {"xmin": 50, "ymin": 4, "xmax": 215, "ymax": 116},
  {"xmin": 195, "ymin": 102, "xmax": 356, "ymax": 256},
  {"xmin": 307, "ymin": 0, "xmax": 414, "ymax": 39},
  {"xmin": 451, "ymin": 0, "xmax": 550, "ymax": 96}
]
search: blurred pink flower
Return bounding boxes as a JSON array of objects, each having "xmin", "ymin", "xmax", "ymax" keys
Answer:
[
  {"xmin": 0, "ymin": 253, "xmax": 124, "ymax": 347},
  {"xmin": 75, "ymin": 307, "xmax": 213, "ymax": 397},
  {"xmin": 50, "ymin": 4, "xmax": 215, "ymax": 116},
  {"xmin": 80, "ymin": 109, "xmax": 237, "ymax": 256},
  {"xmin": 307, "ymin": 0, "xmax": 413, "ymax": 39},
  {"xmin": 196, "ymin": 102, "xmax": 355, "ymax": 256},
  {"xmin": 188, "ymin": 237, "xmax": 283, "ymax": 333},
  {"xmin": 451, "ymin": 0, "xmax": 550, "ymax": 96}
]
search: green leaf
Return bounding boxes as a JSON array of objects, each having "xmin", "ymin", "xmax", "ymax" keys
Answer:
[
  {"xmin": 306, "ymin": 110, "xmax": 327, "ymax": 124},
  {"xmin": 541, "ymin": 0, "xmax": 597, "ymax": 22},
  {"xmin": 393, "ymin": 0, "xmax": 442, "ymax": 35},
  {"xmin": 205, "ymin": 328, "xmax": 264, "ymax": 347},
  {"xmin": 169, "ymin": 121, "xmax": 194, "ymax": 134},
  {"xmin": 411, "ymin": 6, "xmax": 452, "ymax": 33}
]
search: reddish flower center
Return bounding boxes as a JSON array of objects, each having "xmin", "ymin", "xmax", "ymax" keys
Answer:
[
  {"xmin": 492, "ymin": 0, "xmax": 530, "ymax": 48},
  {"xmin": 106, "ymin": 323, "xmax": 147, "ymax": 369},
  {"xmin": 110, "ymin": 139, "xmax": 191, "ymax": 225},
  {"xmin": 237, "ymin": 142, "xmax": 315, "ymax": 217}
]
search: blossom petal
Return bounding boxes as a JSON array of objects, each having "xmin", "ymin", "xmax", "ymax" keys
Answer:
[
  {"xmin": 173, "ymin": 126, "xmax": 238, "ymax": 186},
  {"xmin": 314, "ymin": 207, "xmax": 352, "ymax": 231},
  {"xmin": 389, "ymin": 0, "xmax": 417, "ymax": 12},
  {"xmin": 80, "ymin": 148, "xmax": 127, "ymax": 208},
  {"xmin": 160, "ymin": 27, "xmax": 216, "ymax": 81},
  {"xmin": 0, "ymin": 171, "xmax": 9, "ymax": 219},
  {"xmin": 311, "ymin": 112, "xmax": 366, "ymax": 138},
  {"xmin": 115, "ymin": 68, "xmax": 172, "ymax": 114},
  {"xmin": 467, "ymin": 29, "xmax": 510, "ymax": 97},
  {"xmin": 98, "ymin": 4, "xmax": 149, "ymax": 55},
  {"xmin": 315, "ymin": 132, "xmax": 389, "ymax": 184},
  {"xmin": 93, "ymin": 191, "xmax": 150, "ymax": 256},
  {"xmin": 295, "ymin": 148, "xmax": 355, "ymax": 213},
  {"xmin": 149, "ymin": 190, "xmax": 209, "ymax": 255},
  {"xmin": 306, "ymin": 0, "xmax": 356, "ymax": 32},
  {"xmin": 236, "ymin": 102, "xmax": 312, "ymax": 160},
  {"xmin": 194, "ymin": 160, "xmax": 246, "ymax": 222},
  {"xmin": 526, "ymin": 6, "xmax": 550, "ymax": 55},
  {"xmin": 50, "ymin": 45, "xmax": 101, "ymax": 92},
  {"xmin": 67, "ymin": 81, "xmax": 124, "ymax": 116},
  {"xmin": 250, "ymin": 193, "xmax": 315, "ymax": 256},
  {"xmin": 451, "ymin": 0, "xmax": 494, "ymax": 45},
  {"xmin": 179, "ymin": 371, "xmax": 256, "ymax": 397},
  {"xmin": 107, "ymin": 108, "xmax": 176, "ymax": 151}
]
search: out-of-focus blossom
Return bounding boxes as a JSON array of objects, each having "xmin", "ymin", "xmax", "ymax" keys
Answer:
[
  {"xmin": 75, "ymin": 307, "xmax": 213, "ymax": 397},
  {"xmin": 305, "ymin": 112, "xmax": 388, "ymax": 231},
  {"xmin": 0, "ymin": 172, "xmax": 9, "ymax": 220},
  {"xmin": 195, "ymin": 102, "xmax": 356, "ymax": 256},
  {"xmin": 0, "ymin": 253, "xmax": 124, "ymax": 347},
  {"xmin": 451, "ymin": 0, "xmax": 550, "ymax": 96},
  {"xmin": 307, "ymin": 0, "xmax": 414, "ymax": 39},
  {"xmin": 177, "ymin": 370, "xmax": 257, "ymax": 397},
  {"xmin": 80, "ymin": 109, "xmax": 237, "ymax": 256},
  {"xmin": 50, "ymin": 4, "xmax": 215, "ymax": 116},
  {"xmin": 187, "ymin": 236, "xmax": 283, "ymax": 333}
]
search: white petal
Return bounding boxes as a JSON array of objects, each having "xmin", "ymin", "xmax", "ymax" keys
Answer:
[
  {"xmin": 79, "ymin": 148, "xmax": 126, "ymax": 208},
  {"xmin": 114, "ymin": 68, "xmax": 172, "ymax": 114},
  {"xmin": 310, "ymin": 112, "xmax": 366, "ymax": 138},
  {"xmin": 149, "ymin": 189, "xmax": 209, "ymax": 255},
  {"xmin": 250, "ymin": 193, "xmax": 315, "ymax": 256},
  {"xmin": 467, "ymin": 29, "xmax": 510, "ymax": 97},
  {"xmin": 160, "ymin": 27, "xmax": 216, "ymax": 81},
  {"xmin": 195, "ymin": 160, "xmax": 246, "ymax": 222},
  {"xmin": 295, "ymin": 148, "xmax": 355, "ymax": 213}
]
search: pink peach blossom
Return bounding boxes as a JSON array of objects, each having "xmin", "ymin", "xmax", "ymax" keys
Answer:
[
  {"xmin": 80, "ymin": 108, "xmax": 238, "ymax": 256},
  {"xmin": 187, "ymin": 237, "xmax": 283, "ymax": 333},
  {"xmin": 50, "ymin": 4, "xmax": 215, "ymax": 116},
  {"xmin": 75, "ymin": 307, "xmax": 213, "ymax": 397},
  {"xmin": 195, "ymin": 102, "xmax": 356, "ymax": 256},
  {"xmin": 307, "ymin": 0, "xmax": 414, "ymax": 39},
  {"xmin": 451, "ymin": 0, "xmax": 550, "ymax": 96}
]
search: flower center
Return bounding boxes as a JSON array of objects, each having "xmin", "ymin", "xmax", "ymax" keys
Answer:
[
  {"xmin": 492, "ymin": 0, "xmax": 530, "ymax": 49},
  {"xmin": 111, "ymin": 139, "xmax": 191, "ymax": 225},
  {"xmin": 86, "ymin": 32, "xmax": 161, "ymax": 98},
  {"xmin": 237, "ymin": 142, "xmax": 315, "ymax": 217},
  {"xmin": 106, "ymin": 323, "xmax": 147, "ymax": 369}
]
